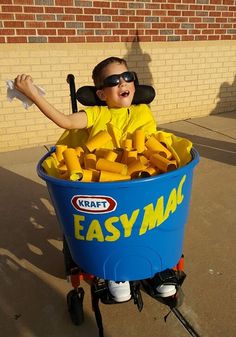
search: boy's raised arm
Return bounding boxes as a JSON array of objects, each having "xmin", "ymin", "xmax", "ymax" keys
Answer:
[{"xmin": 15, "ymin": 74, "xmax": 87, "ymax": 130}]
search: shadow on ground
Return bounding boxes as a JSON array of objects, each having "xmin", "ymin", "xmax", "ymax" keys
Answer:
[{"xmin": 0, "ymin": 167, "xmax": 101, "ymax": 337}]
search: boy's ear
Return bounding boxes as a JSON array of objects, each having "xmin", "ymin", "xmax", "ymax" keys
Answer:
[{"xmin": 96, "ymin": 89, "xmax": 106, "ymax": 101}]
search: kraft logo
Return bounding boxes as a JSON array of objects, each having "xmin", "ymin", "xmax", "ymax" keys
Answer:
[{"xmin": 71, "ymin": 195, "xmax": 117, "ymax": 214}]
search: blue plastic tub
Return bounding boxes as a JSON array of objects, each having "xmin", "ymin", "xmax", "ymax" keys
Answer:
[{"xmin": 37, "ymin": 148, "xmax": 199, "ymax": 281}]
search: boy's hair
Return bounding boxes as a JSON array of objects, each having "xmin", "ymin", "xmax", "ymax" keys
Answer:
[{"xmin": 92, "ymin": 57, "xmax": 127, "ymax": 88}]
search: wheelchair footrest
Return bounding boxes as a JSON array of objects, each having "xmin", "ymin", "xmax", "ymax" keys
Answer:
[
  {"xmin": 91, "ymin": 280, "xmax": 143, "ymax": 311},
  {"xmin": 142, "ymin": 269, "xmax": 186, "ymax": 299}
]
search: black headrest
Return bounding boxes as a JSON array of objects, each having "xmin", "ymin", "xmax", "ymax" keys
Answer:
[{"xmin": 76, "ymin": 85, "xmax": 156, "ymax": 106}]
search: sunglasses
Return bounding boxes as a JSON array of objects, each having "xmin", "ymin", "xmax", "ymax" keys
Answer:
[{"xmin": 98, "ymin": 71, "xmax": 135, "ymax": 89}]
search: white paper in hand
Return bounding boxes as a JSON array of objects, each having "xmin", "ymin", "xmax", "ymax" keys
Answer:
[{"xmin": 6, "ymin": 80, "xmax": 46, "ymax": 110}]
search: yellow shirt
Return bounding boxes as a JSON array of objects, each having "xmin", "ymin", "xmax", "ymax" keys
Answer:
[{"xmin": 85, "ymin": 104, "xmax": 157, "ymax": 148}]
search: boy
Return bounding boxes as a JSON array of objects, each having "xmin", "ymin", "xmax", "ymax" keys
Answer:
[{"xmin": 15, "ymin": 57, "xmax": 176, "ymax": 302}]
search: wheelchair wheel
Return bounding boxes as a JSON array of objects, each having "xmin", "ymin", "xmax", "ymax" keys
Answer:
[{"xmin": 67, "ymin": 288, "xmax": 85, "ymax": 325}]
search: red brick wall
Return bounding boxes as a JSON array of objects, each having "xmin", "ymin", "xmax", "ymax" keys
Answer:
[{"xmin": 0, "ymin": 0, "xmax": 235, "ymax": 43}]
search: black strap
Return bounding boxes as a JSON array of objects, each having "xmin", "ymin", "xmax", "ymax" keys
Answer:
[
  {"xmin": 67, "ymin": 74, "xmax": 78, "ymax": 113},
  {"xmin": 91, "ymin": 285, "xmax": 104, "ymax": 337}
]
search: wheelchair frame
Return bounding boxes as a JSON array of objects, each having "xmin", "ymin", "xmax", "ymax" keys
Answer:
[{"xmin": 62, "ymin": 74, "xmax": 187, "ymax": 337}]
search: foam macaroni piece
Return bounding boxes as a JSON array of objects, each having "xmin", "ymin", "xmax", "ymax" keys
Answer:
[
  {"xmin": 127, "ymin": 159, "xmax": 147, "ymax": 176},
  {"xmin": 145, "ymin": 135, "xmax": 172, "ymax": 159},
  {"xmin": 96, "ymin": 158, "xmax": 128, "ymax": 176},
  {"xmin": 150, "ymin": 153, "xmax": 177, "ymax": 172},
  {"xmin": 123, "ymin": 138, "xmax": 133, "ymax": 151},
  {"xmin": 55, "ymin": 144, "xmax": 68, "ymax": 162},
  {"xmin": 133, "ymin": 129, "xmax": 145, "ymax": 153},
  {"xmin": 85, "ymin": 130, "xmax": 112, "ymax": 152},
  {"xmin": 84, "ymin": 153, "xmax": 96, "ymax": 169},
  {"xmin": 99, "ymin": 171, "xmax": 131, "ymax": 182},
  {"xmin": 63, "ymin": 148, "xmax": 83, "ymax": 181},
  {"xmin": 42, "ymin": 130, "xmax": 193, "ymax": 182}
]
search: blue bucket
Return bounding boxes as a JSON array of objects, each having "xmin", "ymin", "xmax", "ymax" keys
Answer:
[{"xmin": 37, "ymin": 149, "xmax": 199, "ymax": 281}]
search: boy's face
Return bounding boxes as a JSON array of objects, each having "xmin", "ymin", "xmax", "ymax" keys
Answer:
[{"xmin": 96, "ymin": 62, "xmax": 135, "ymax": 108}]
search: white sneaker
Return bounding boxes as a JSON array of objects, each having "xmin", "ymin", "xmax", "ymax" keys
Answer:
[
  {"xmin": 108, "ymin": 281, "xmax": 131, "ymax": 302},
  {"xmin": 156, "ymin": 284, "xmax": 176, "ymax": 298}
]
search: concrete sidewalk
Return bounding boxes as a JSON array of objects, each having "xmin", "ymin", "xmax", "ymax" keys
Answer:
[{"xmin": 0, "ymin": 112, "xmax": 235, "ymax": 337}]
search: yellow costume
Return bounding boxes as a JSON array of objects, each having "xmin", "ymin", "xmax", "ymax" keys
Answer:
[
  {"xmin": 57, "ymin": 104, "xmax": 156, "ymax": 148},
  {"xmin": 56, "ymin": 104, "xmax": 192, "ymax": 168}
]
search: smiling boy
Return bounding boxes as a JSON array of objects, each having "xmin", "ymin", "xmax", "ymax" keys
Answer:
[{"xmin": 15, "ymin": 57, "xmax": 157, "ymax": 147}]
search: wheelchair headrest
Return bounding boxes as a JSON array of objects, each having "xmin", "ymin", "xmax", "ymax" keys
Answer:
[{"xmin": 76, "ymin": 85, "xmax": 156, "ymax": 106}]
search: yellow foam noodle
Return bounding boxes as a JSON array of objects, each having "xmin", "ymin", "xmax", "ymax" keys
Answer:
[
  {"xmin": 75, "ymin": 146, "xmax": 84, "ymax": 157},
  {"xmin": 99, "ymin": 170, "xmax": 131, "ymax": 182},
  {"xmin": 127, "ymin": 159, "xmax": 147, "ymax": 176},
  {"xmin": 96, "ymin": 158, "xmax": 128, "ymax": 175},
  {"xmin": 145, "ymin": 136, "xmax": 172, "ymax": 159},
  {"xmin": 138, "ymin": 154, "xmax": 149, "ymax": 166},
  {"xmin": 95, "ymin": 148, "xmax": 117, "ymax": 161},
  {"xmin": 84, "ymin": 153, "xmax": 97, "ymax": 169},
  {"xmin": 55, "ymin": 144, "xmax": 68, "ymax": 162},
  {"xmin": 150, "ymin": 153, "xmax": 177, "ymax": 172},
  {"xmin": 143, "ymin": 148, "xmax": 152, "ymax": 159},
  {"xmin": 133, "ymin": 129, "xmax": 145, "ymax": 153},
  {"xmin": 85, "ymin": 130, "xmax": 112, "ymax": 152},
  {"xmin": 80, "ymin": 169, "xmax": 93, "ymax": 182},
  {"xmin": 63, "ymin": 148, "xmax": 83, "ymax": 181},
  {"xmin": 122, "ymin": 138, "xmax": 133, "ymax": 150},
  {"xmin": 143, "ymin": 165, "xmax": 160, "ymax": 176},
  {"xmin": 127, "ymin": 150, "xmax": 138, "ymax": 164},
  {"xmin": 155, "ymin": 132, "xmax": 170, "ymax": 146},
  {"xmin": 104, "ymin": 150, "xmax": 118, "ymax": 162}
]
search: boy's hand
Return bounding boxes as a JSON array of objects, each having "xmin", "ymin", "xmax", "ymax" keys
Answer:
[{"xmin": 15, "ymin": 74, "xmax": 39, "ymax": 100}]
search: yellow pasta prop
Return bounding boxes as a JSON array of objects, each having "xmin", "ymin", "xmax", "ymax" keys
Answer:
[
  {"xmin": 99, "ymin": 171, "xmax": 131, "ymax": 182},
  {"xmin": 133, "ymin": 130, "xmax": 145, "ymax": 153},
  {"xmin": 145, "ymin": 136, "xmax": 172, "ymax": 159},
  {"xmin": 42, "ymin": 129, "xmax": 193, "ymax": 182},
  {"xmin": 63, "ymin": 148, "xmax": 83, "ymax": 181},
  {"xmin": 127, "ymin": 160, "xmax": 147, "ymax": 177},
  {"xmin": 55, "ymin": 144, "xmax": 67, "ymax": 162},
  {"xmin": 123, "ymin": 138, "xmax": 133, "ymax": 151},
  {"xmin": 85, "ymin": 130, "xmax": 112, "ymax": 152},
  {"xmin": 96, "ymin": 158, "xmax": 128, "ymax": 176},
  {"xmin": 103, "ymin": 150, "xmax": 118, "ymax": 162},
  {"xmin": 142, "ymin": 165, "xmax": 159, "ymax": 176},
  {"xmin": 84, "ymin": 153, "xmax": 97, "ymax": 169},
  {"xmin": 80, "ymin": 169, "xmax": 93, "ymax": 182},
  {"xmin": 150, "ymin": 153, "xmax": 177, "ymax": 172}
]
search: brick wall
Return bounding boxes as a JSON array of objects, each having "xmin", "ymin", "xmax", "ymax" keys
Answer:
[
  {"xmin": 0, "ymin": 0, "xmax": 236, "ymax": 43},
  {"xmin": 0, "ymin": 1, "xmax": 236, "ymax": 152}
]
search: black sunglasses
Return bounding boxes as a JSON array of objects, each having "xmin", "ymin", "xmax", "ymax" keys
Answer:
[{"xmin": 98, "ymin": 71, "xmax": 135, "ymax": 89}]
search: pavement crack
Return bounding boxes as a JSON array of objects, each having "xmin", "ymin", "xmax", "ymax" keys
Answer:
[
  {"xmin": 171, "ymin": 307, "xmax": 201, "ymax": 337},
  {"xmin": 184, "ymin": 119, "xmax": 236, "ymax": 141}
]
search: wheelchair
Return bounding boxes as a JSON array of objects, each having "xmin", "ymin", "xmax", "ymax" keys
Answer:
[{"xmin": 37, "ymin": 73, "xmax": 199, "ymax": 337}]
